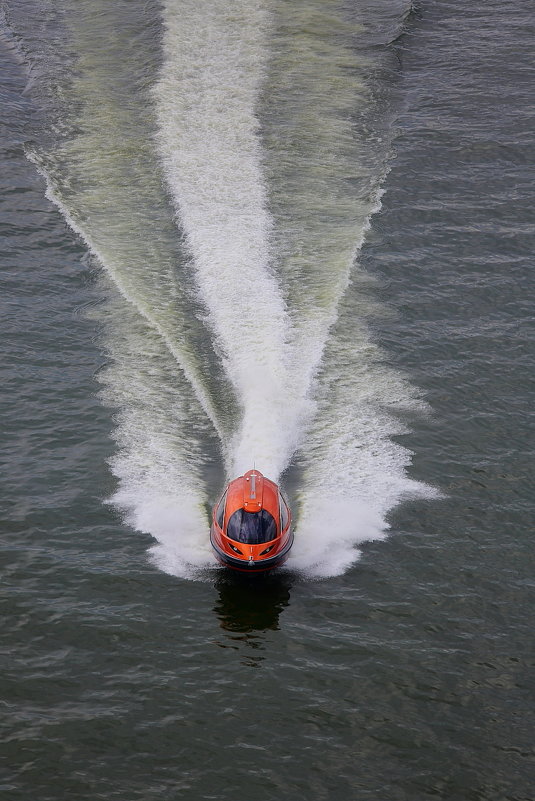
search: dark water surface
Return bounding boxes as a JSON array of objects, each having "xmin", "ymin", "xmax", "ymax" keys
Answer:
[{"xmin": 2, "ymin": 1, "xmax": 534, "ymax": 799}]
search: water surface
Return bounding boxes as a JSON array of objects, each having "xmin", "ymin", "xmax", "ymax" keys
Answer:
[{"xmin": 1, "ymin": 1, "xmax": 534, "ymax": 798}]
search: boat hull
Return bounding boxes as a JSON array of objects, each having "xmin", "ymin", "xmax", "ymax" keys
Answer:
[{"xmin": 210, "ymin": 527, "xmax": 294, "ymax": 573}]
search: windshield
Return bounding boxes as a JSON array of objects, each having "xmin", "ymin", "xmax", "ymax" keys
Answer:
[{"xmin": 226, "ymin": 508, "xmax": 277, "ymax": 544}]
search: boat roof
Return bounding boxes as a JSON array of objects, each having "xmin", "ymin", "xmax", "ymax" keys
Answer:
[{"xmin": 224, "ymin": 469, "xmax": 280, "ymax": 527}]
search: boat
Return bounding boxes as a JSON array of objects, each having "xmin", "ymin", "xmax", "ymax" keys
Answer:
[{"xmin": 210, "ymin": 469, "xmax": 293, "ymax": 572}]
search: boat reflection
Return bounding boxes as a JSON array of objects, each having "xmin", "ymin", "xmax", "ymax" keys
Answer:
[{"xmin": 213, "ymin": 572, "xmax": 292, "ymax": 634}]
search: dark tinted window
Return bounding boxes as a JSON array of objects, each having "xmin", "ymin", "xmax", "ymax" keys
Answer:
[
  {"xmin": 215, "ymin": 491, "xmax": 227, "ymax": 528},
  {"xmin": 279, "ymin": 493, "xmax": 289, "ymax": 530},
  {"xmin": 226, "ymin": 509, "xmax": 277, "ymax": 544}
]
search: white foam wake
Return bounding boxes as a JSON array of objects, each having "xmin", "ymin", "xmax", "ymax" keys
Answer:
[
  {"xmin": 94, "ymin": 278, "xmax": 217, "ymax": 578},
  {"xmin": 287, "ymin": 319, "xmax": 438, "ymax": 577},
  {"xmin": 153, "ymin": 0, "xmax": 308, "ymax": 480}
]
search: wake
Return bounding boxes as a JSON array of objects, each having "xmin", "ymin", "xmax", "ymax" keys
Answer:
[
  {"xmin": 19, "ymin": 0, "xmax": 434, "ymax": 578},
  {"xmin": 153, "ymin": 0, "xmax": 309, "ymax": 480}
]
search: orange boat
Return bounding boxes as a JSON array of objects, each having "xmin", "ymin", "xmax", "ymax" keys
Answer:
[{"xmin": 210, "ymin": 469, "xmax": 293, "ymax": 572}]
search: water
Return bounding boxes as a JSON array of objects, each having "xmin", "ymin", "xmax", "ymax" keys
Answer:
[{"xmin": 1, "ymin": 1, "xmax": 534, "ymax": 799}]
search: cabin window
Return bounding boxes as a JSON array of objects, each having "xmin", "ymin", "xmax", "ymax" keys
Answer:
[
  {"xmin": 226, "ymin": 509, "xmax": 277, "ymax": 544},
  {"xmin": 215, "ymin": 491, "xmax": 227, "ymax": 528},
  {"xmin": 279, "ymin": 493, "xmax": 289, "ymax": 530}
]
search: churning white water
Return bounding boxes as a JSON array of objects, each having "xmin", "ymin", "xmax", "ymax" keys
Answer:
[
  {"xmin": 21, "ymin": 0, "xmax": 434, "ymax": 577},
  {"xmin": 153, "ymin": 0, "xmax": 309, "ymax": 480}
]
